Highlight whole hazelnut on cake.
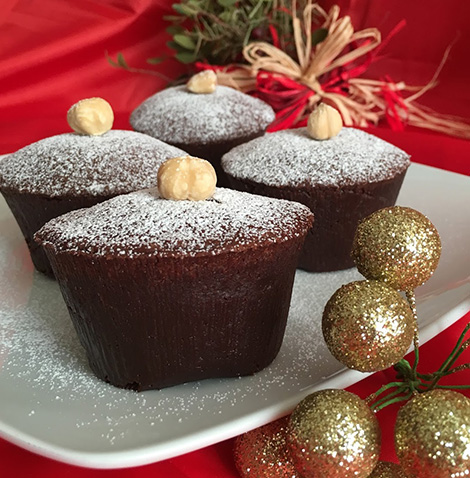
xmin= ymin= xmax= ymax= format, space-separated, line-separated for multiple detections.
xmin=307 ymin=103 xmax=343 ymax=140
xmin=0 ymin=98 xmax=188 ymax=275
xmin=157 ymin=155 xmax=217 ymax=201
xmin=186 ymin=70 xmax=218 ymax=94
xmin=67 ymin=97 xmax=114 ymax=136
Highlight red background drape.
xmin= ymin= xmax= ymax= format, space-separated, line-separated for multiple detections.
xmin=0 ymin=0 xmax=469 ymax=476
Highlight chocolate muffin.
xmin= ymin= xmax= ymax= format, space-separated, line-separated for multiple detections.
xmin=35 ymin=187 xmax=313 ymax=390
xmin=130 ymin=75 xmax=275 ymax=187
xmin=222 ymin=127 xmax=410 ymax=272
xmin=0 ymin=130 xmax=186 ymax=275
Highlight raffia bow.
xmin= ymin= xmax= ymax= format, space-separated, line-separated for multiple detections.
xmin=198 ymin=1 xmax=469 ymax=137
xmin=243 ymin=2 xmax=382 ymax=126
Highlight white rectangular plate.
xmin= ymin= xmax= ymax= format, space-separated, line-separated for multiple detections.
xmin=0 ymin=163 xmax=469 ymax=469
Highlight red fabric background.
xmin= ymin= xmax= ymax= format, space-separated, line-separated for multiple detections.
xmin=0 ymin=1 xmax=469 ymax=476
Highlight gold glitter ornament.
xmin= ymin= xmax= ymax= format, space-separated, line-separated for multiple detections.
xmin=369 ymin=461 xmax=408 ymax=478
xmin=288 ymin=389 xmax=380 ymax=478
xmin=234 ymin=417 xmax=300 ymax=478
xmin=351 ymin=206 xmax=441 ymax=290
xmin=322 ymin=280 xmax=415 ymax=372
xmin=395 ymin=389 xmax=470 ymax=478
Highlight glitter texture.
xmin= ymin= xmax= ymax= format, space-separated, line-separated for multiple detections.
xmin=288 ymin=389 xmax=380 ymax=478
xmin=322 ymin=280 xmax=415 ymax=372
xmin=395 ymin=389 xmax=470 ymax=478
xmin=234 ymin=417 xmax=300 ymax=478
xmin=351 ymin=206 xmax=441 ymax=290
xmin=369 ymin=461 xmax=408 ymax=477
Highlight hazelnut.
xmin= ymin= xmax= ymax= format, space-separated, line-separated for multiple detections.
xmin=67 ymin=97 xmax=114 ymax=136
xmin=157 ymin=156 xmax=217 ymax=201
xmin=186 ymin=70 xmax=217 ymax=94
xmin=307 ymin=103 xmax=343 ymax=140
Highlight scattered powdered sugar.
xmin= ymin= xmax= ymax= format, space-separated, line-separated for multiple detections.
xmin=0 ymin=208 xmax=362 ymax=451
xmin=222 ymin=127 xmax=411 ymax=187
xmin=130 ymin=85 xmax=275 ymax=145
xmin=35 ymin=188 xmax=313 ymax=257
xmin=0 ymin=130 xmax=186 ymax=197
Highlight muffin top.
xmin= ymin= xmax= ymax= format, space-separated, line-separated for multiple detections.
xmin=221 ymin=127 xmax=411 ymax=188
xmin=0 ymin=130 xmax=186 ymax=197
xmin=130 ymin=85 xmax=275 ymax=145
xmin=35 ymin=188 xmax=313 ymax=258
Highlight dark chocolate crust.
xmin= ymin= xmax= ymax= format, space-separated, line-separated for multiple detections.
xmin=226 ymin=171 xmax=407 ymax=272
xmin=43 ymin=235 xmax=306 ymax=390
xmin=162 ymin=131 xmax=267 ymax=188
xmin=1 ymin=191 xmax=112 ymax=276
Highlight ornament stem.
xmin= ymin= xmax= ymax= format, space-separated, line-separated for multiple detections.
xmin=428 ymin=323 xmax=470 ymax=389
xmin=433 ymin=383 xmax=470 ymax=390
xmin=445 ymin=362 xmax=470 ymax=375
xmin=416 ymin=372 xmax=435 ymax=380
xmin=373 ymin=391 xmax=413 ymax=412
xmin=405 ymin=290 xmax=419 ymax=379
xmin=367 ymin=381 xmax=407 ymax=404
xmin=438 ymin=323 xmax=470 ymax=373
xmin=441 ymin=338 xmax=470 ymax=375
xmin=394 ymin=359 xmax=413 ymax=380
xmin=370 ymin=386 xmax=408 ymax=411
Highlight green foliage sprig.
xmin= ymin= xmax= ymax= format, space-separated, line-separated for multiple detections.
xmin=165 ymin=0 xmax=310 ymax=65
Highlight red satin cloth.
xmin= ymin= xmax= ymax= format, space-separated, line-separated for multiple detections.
xmin=0 ymin=1 xmax=469 ymax=476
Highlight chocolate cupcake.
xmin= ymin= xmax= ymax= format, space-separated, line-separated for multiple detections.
xmin=0 ymin=98 xmax=186 ymax=275
xmin=222 ymin=107 xmax=410 ymax=272
xmin=35 ymin=156 xmax=313 ymax=390
xmin=130 ymin=71 xmax=275 ymax=187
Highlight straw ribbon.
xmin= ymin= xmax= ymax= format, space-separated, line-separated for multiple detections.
xmin=242 ymin=1 xmax=381 ymax=128
xmin=196 ymin=1 xmax=470 ymax=137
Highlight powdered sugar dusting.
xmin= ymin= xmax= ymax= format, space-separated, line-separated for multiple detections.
xmin=0 ymin=205 xmax=362 ymax=452
xmin=222 ymin=127 xmax=410 ymax=187
xmin=0 ymin=130 xmax=186 ymax=197
xmin=1 ymin=165 xmax=468 ymax=462
xmin=35 ymin=188 xmax=313 ymax=257
xmin=130 ymin=85 xmax=275 ymax=144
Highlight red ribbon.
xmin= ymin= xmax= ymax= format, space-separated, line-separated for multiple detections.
xmin=252 ymin=35 xmax=382 ymax=131
xmin=381 ymin=74 xmax=408 ymax=131
xmin=254 ymin=73 xmax=314 ymax=131
xmin=194 ymin=21 xmax=407 ymax=132
xmin=256 ymin=21 xmax=408 ymax=131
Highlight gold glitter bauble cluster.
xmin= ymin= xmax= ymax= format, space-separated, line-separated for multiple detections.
xmin=351 ymin=206 xmax=441 ymax=290
xmin=395 ymin=389 xmax=470 ymax=477
xmin=234 ymin=417 xmax=300 ymax=478
xmin=322 ymin=281 xmax=415 ymax=372
xmin=288 ymin=389 xmax=381 ymax=478
xmin=369 ymin=461 xmax=408 ymax=477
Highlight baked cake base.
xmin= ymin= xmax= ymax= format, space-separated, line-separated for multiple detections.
xmin=171 ymin=131 xmax=266 ymax=188
xmin=2 ymin=191 xmax=109 ymax=276
xmin=45 ymin=237 xmax=305 ymax=390
xmin=226 ymin=171 xmax=407 ymax=272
